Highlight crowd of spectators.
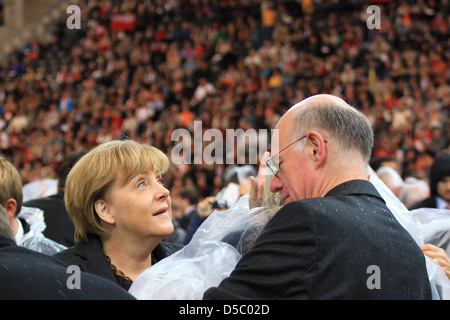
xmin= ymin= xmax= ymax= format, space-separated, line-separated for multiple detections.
xmin=0 ymin=0 xmax=448 ymax=208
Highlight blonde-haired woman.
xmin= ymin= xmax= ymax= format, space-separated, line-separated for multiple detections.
xmin=54 ymin=140 xmax=182 ymax=290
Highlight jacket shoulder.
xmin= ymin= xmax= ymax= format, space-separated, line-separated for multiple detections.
xmin=154 ymin=241 xmax=183 ymax=260
xmin=408 ymin=197 xmax=436 ymax=210
xmin=53 ymin=246 xmax=80 ymax=265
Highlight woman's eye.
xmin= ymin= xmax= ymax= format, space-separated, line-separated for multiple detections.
xmin=137 ymin=181 xmax=146 ymax=188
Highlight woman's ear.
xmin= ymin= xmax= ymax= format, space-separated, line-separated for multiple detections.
xmin=94 ymin=200 xmax=115 ymax=225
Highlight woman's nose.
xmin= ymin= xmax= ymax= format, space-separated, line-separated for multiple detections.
xmin=155 ymin=184 xmax=170 ymax=200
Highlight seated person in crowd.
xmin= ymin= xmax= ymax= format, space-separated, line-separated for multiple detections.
xmin=0 ymin=157 xmax=65 ymax=255
xmin=53 ymin=140 xmax=182 ymax=290
xmin=409 ymin=152 xmax=450 ymax=210
xmin=203 ymin=94 xmax=432 ymax=300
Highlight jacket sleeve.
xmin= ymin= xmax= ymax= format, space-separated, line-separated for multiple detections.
xmin=203 ymin=201 xmax=318 ymax=300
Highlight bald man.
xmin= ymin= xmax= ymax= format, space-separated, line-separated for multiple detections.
xmin=204 ymin=94 xmax=431 ymax=300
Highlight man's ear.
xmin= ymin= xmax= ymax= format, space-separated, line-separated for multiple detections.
xmin=306 ymin=131 xmax=327 ymax=168
xmin=94 ymin=200 xmax=115 ymax=225
xmin=3 ymin=199 xmax=17 ymax=220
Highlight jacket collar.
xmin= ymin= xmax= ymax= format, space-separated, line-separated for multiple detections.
xmin=72 ymin=234 xmax=182 ymax=282
xmin=73 ymin=234 xmax=117 ymax=282
xmin=0 ymin=236 xmax=17 ymax=248
xmin=323 ymin=179 xmax=385 ymax=203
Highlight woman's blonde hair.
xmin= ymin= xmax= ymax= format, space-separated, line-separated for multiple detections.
xmin=65 ymin=140 xmax=170 ymax=242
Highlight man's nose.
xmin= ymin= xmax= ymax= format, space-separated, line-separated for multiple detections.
xmin=270 ymin=175 xmax=283 ymax=193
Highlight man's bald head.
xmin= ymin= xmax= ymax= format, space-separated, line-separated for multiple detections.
xmin=278 ymin=94 xmax=374 ymax=163
xmin=289 ymin=94 xmax=350 ymax=112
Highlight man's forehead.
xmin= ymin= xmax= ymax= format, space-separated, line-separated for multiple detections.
xmin=274 ymin=116 xmax=291 ymax=135
xmin=272 ymin=116 xmax=293 ymax=153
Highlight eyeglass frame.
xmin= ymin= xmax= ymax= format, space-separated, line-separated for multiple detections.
xmin=265 ymin=135 xmax=307 ymax=177
xmin=266 ymin=134 xmax=328 ymax=177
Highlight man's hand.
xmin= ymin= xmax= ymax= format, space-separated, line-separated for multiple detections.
xmin=421 ymin=243 xmax=450 ymax=279
xmin=196 ymin=196 xmax=216 ymax=218
xmin=249 ymin=151 xmax=271 ymax=209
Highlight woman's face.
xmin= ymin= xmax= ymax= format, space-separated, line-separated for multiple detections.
xmin=104 ymin=169 xmax=174 ymax=241
xmin=437 ymin=176 xmax=450 ymax=202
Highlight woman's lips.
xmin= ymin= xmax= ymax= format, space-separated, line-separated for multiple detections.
xmin=153 ymin=207 xmax=169 ymax=216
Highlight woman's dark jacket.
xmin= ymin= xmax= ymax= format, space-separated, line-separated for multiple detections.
xmin=53 ymin=234 xmax=182 ymax=290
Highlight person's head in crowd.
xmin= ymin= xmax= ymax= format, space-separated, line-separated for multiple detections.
xmin=175 ymin=187 xmax=199 ymax=225
xmin=429 ymin=152 xmax=450 ymax=203
xmin=268 ymin=94 xmax=373 ymax=202
xmin=370 ymin=156 xmax=398 ymax=173
xmin=65 ymin=140 xmax=173 ymax=245
xmin=56 ymin=150 xmax=88 ymax=193
xmin=370 ymin=156 xmax=404 ymax=196
xmin=173 ymin=187 xmax=199 ymax=232
xmin=0 ymin=157 xmax=23 ymax=235
xmin=179 ymin=187 xmax=199 ymax=208
xmin=398 ymin=177 xmax=430 ymax=208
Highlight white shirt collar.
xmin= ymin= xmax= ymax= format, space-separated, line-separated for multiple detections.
xmin=15 ymin=219 xmax=25 ymax=245
xmin=436 ymin=197 xmax=449 ymax=210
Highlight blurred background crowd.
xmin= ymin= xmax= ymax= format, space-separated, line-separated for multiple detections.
xmin=0 ymin=0 xmax=448 ymax=210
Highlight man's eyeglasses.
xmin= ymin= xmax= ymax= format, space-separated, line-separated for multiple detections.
xmin=266 ymin=135 xmax=307 ymax=177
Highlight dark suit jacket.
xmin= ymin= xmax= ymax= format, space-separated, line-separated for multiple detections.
xmin=408 ymin=196 xmax=437 ymax=210
xmin=53 ymin=234 xmax=182 ymax=290
xmin=183 ymin=210 xmax=204 ymax=245
xmin=0 ymin=236 xmax=134 ymax=300
xmin=23 ymin=192 xmax=75 ymax=247
xmin=203 ymin=180 xmax=432 ymax=300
